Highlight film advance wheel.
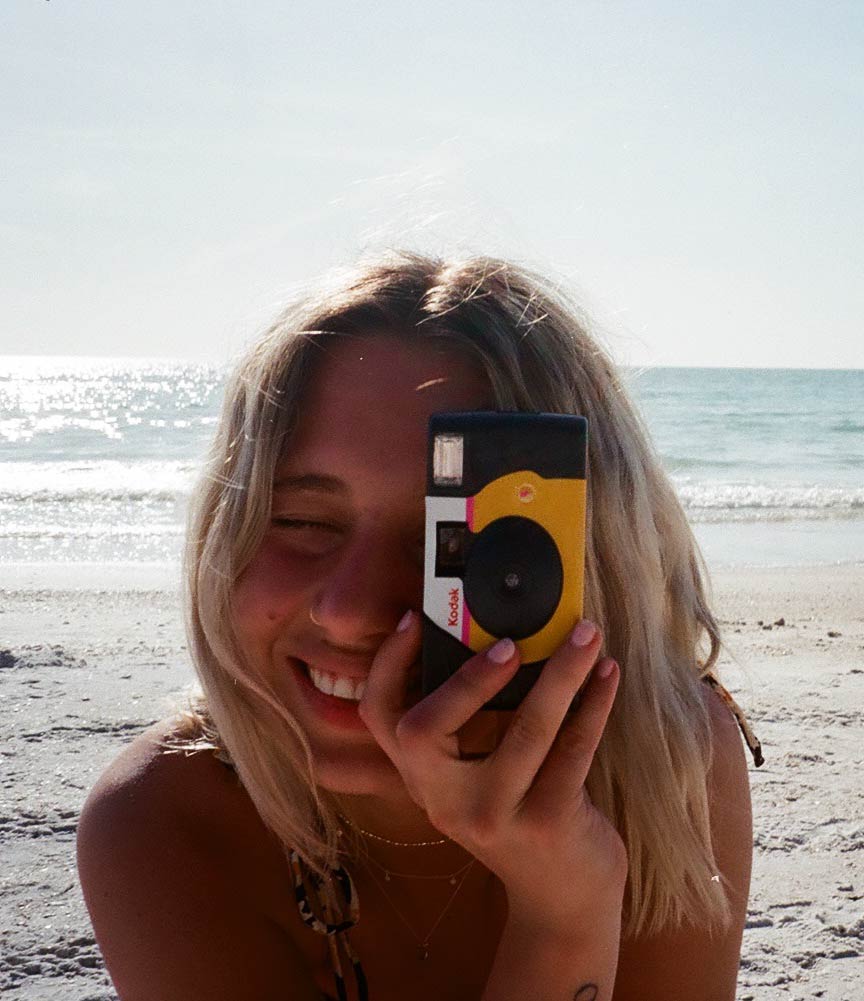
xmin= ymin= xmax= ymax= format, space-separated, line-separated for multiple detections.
xmin=462 ymin=516 xmax=563 ymax=640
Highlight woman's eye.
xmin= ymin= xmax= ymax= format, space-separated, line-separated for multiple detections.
xmin=271 ymin=518 xmax=345 ymax=554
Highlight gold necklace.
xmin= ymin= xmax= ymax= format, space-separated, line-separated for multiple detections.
xmin=337 ymin=813 xmax=452 ymax=848
xmin=361 ymin=856 xmax=476 ymax=961
xmin=361 ymin=850 xmax=475 ymax=884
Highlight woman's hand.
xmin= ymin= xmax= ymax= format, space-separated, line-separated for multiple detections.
xmin=358 ymin=613 xmax=627 ymax=938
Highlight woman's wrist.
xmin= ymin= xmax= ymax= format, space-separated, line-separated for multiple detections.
xmin=502 ymin=864 xmax=627 ymax=945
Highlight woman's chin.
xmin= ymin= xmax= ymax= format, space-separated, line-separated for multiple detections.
xmin=309 ymin=744 xmax=406 ymax=798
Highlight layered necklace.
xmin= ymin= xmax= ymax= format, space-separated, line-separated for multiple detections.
xmin=338 ymin=813 xmax=476 ymax=961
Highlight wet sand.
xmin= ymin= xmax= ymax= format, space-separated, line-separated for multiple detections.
xmin=0 ymin=565 xmax=862 ymax=999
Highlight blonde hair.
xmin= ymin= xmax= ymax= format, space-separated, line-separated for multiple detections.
xmin=177 ymin=252 xmax=728 ymax=937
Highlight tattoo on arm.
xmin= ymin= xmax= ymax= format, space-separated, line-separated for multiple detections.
xmin=573 ymin=987 xmax=598 ymax=1000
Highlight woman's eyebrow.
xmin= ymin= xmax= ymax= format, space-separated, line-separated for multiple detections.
xmin=272 ymin=473 xmax=347 ymax=495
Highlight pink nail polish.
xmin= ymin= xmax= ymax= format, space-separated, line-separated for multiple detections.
xmin=487 ymin=638 xmax=515 ymax=663
xmin=597 ymin=658 xmax=616 ymax=679
xmin=570 ymin=620 xmax=596 ymax=647
xmin=397 ymin=610 xmax=414 ymax=632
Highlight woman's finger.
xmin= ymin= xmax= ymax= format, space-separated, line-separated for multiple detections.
xmin=485 ymin=621 xmax=603 ymax=805
xmin=356 ymin=610 xmax=422 ymax=759
xmin=393 ymin=635 xmax=523 ymax=757
xmin=527 ymin=657 xmax=620 ymax=815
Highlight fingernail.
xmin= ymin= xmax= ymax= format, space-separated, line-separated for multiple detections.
xmin=487 ymin=637 xmax=515 ymax=663
xmin=569 ymin=620 xmax=597 ymax=647
xmin=397 ymin=610 xmax=414 ymax=633
xmin=597 ymin=658 xmax=616 ymax=679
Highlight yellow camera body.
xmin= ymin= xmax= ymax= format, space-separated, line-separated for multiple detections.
xmin=423 ymin=412 xmax=588 ymax=710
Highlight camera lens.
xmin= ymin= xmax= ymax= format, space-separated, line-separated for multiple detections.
xmin=463 ymin=516 xmax=562 ymax=640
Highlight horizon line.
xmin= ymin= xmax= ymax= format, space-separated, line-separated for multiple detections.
xmin=1 ymin=353 xmax=862 ymax=374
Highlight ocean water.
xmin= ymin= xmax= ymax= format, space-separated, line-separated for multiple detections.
xmin=1 ymin=358 xmax=862 ymax=581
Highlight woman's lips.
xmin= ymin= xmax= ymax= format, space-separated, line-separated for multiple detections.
xmin=290 ymin=659 xmax=370 ymax=731
xmin=287 ymin=655 xmax=426 ymax=735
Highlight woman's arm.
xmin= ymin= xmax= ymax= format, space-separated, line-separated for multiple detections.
xmin=77 ymin=728 xmax=324 ymax=1001
xmin=612 ymin=689 xmax=753 ymax=1001
xmin=481 ymin=892 xmax=624 ymax=1001
xmin=360 ymin=615 xmax=627 ymax=1001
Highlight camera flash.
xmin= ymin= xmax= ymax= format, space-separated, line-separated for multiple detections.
xmin=433 ymin=434 xmax=464 ymax=486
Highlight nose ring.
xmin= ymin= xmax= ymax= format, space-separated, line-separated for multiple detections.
xmin=309 ymin=606 xmax=324 ymax=628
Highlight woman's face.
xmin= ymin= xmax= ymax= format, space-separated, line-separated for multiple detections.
xmin=232 ymin=335 xmax=493 ymax=797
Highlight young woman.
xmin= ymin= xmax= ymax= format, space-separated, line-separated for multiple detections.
xmin=77 ymin=253 xmax=759 ymax=1001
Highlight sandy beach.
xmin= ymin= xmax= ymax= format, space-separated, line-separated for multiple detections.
xmin=1 ymin=564 xmax=862 ymax=1000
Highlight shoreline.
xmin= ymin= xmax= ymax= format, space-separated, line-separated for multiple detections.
xmin=1 ymin=565 xmax=862 ymax=999
xmin=3 ymin=511 xmax=862 ymax=594
xmin=693 ymin=519 xmax=864 ymax=572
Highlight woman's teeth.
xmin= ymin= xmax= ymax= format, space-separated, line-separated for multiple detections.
xmin=308 ymin=666 xmax=367 ymax=702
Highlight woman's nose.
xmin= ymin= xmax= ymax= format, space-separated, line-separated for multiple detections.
xmin=307 ymin=530 xmax=423 ymax=649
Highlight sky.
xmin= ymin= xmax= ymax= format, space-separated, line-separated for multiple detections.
xmin=2 ymin=1 xmax=862 ymax=368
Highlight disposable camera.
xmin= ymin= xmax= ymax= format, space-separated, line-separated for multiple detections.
xmin=422 ymin=411 xmax=588 ymax=710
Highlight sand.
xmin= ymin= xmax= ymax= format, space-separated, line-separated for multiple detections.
xmin=0 ymin=565 xmax=862 ymax=1000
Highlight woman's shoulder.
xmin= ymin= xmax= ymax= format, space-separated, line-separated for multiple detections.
xmin=76 ymin=718 xmax=324 ymax=999
xmin=80 ymin=717 xmax=234 ymax=831
xmin=78 ymin=715 xmax=286 ymax=879
xmin=613 ymin=683 xmax=754 ymax=998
